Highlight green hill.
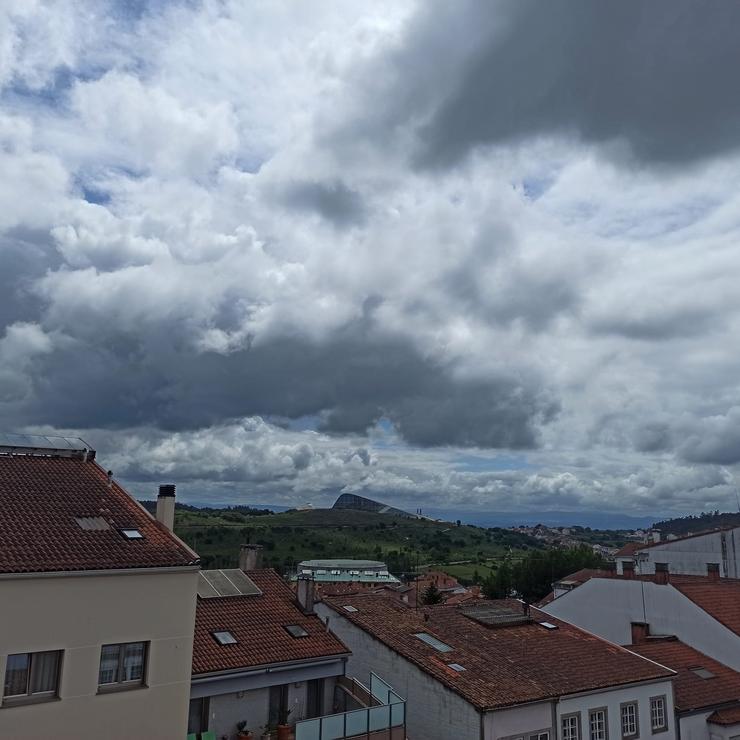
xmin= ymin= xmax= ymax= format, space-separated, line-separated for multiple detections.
xmin=169 ymin=506 xmax=543 ymax=581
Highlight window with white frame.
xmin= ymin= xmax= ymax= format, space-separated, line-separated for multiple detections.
xmin=2 ymin=651 xmax=62 ymax=705
xmin=562 ymin=714 xmax=580 ymax=740
xmin=621 ymin=703 xmax=639 ymax=738
xmin=529 ymin=732 xmax=549 ymax=740
xmin=98 ymin=641 xmax=147 ymax=689
xmin=650 ymin=697 xmax=666 ymax=733
xmin=589 ymin=708 xmax=607 ymax=740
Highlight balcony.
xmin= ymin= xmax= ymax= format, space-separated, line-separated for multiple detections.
xmin=294 ymin=673 xmax=406 ymax=740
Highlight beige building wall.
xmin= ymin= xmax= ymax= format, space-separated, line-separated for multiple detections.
xmin=0 ymin=568 xmax=198 ymax=740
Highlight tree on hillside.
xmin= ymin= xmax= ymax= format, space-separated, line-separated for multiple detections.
xmin=422 ymin=583 xmax=444 ymax=605
xmin=482 ymin=546 xmax=605 ymax=602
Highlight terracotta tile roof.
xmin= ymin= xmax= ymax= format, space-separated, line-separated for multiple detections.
xmin=708 ymin=706 xmax=740 ymax=726
xmin=0 ymin=454 xmax=198 ymax=573
xmin=672 ymin=580 xmax=740 ymax=637
xmin=322 ymin=595 xmax=674 ymax=710
xmin=615 ymin=542 xmax=645 ymax=557
xmin=629 ymin=638 xmax=740 ymax=712
xmin=193 ymin=569 xmax=349 ymax=676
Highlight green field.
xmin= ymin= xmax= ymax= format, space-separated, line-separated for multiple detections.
xmin=171 ymin=506 xmax=542 ymax=581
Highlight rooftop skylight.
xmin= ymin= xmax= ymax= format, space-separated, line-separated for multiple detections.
xmin=212 ymin=630 xmax=237 ymax=645
xmin=285 ymin=625 xmax=309 ymax=638
xmin=691 ymin=667 xmax=715 ymax=679
xmin=413 ymin=632 xmax=453 ymax=652
xmin=342 ymin=605 xmax=359 ymax=613
xmin=120 ymin=528 xmax=143 ymax=539
xmin=447 ymin=663 xmax=466 ymax=672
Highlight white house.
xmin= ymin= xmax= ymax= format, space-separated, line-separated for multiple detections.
xmin=543 ymin=569 xmax=740 ymax=740
xmin=613 ymin=528 xmax=740 ymax=577
xmin=0 ymin=436 xmax=200 ymax=740
xmin=317 ymin=594 xmax=677 ymax=740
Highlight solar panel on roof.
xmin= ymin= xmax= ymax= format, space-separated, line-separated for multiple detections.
xmin=197 ymin=569 xmax=262 ymax=598
xmin=221 ymin=569 xmax=262 ymax=596
xmin=197 ymin=574 xmax=220 ymax=599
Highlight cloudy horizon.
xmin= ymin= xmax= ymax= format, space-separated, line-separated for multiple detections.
xmin=3 ymin=0 xmax=740 ymax=519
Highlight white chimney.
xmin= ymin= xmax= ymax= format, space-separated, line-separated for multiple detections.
xmin=239 ymin=544 xmax=263 ymax=571
xmin=155 ymin=484 xmax=176 ymax=531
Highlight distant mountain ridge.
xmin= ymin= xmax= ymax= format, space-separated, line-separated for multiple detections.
xmin=653 ymin=511 xmax=740 ymax=537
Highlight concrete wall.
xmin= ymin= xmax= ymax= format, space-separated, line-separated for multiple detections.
xmin=484 ymin=701 xmax=552 ymax=739
xmin=543 ymin=578 xmax=740 ymax=671
xmin=0 ymin=568 xmax=198 ymax=740
xmin=207 ymin=678 xmax=338 ymax=738
xmin=632 ymin=529 xmax=740 ymax=578
xmin=316 ymin=603 xmax=482 ymax=740
xmin=558 ymin=680 xmax=676 ymax=740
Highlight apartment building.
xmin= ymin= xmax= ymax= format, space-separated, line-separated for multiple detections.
xmin=0 ymin=435 xmax=200 ymax=740
xmin=316 ymin=594 xmax=677 ymax=740
xmin=614 ymin=528 xmax=740 ymax=577
xmin=542 ymin=567 xmax=740 ymax=672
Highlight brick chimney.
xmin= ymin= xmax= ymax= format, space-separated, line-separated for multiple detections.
xmin=631 ymin=622 xmax=649 ymax=644
xmin=623 ymin=561 xmax=635 ymax=579
xmin=655 ymin=562 xmax=669 ymax=585
xmin=239 ymin=544 xmax=263 ymax=571
xmin=155 ymin=484 xmax=176 ymax=531
xmin=707 ymin=562 xmax=720 ymax=582
xmin=296 ymin=575 xmax=316 ymax=615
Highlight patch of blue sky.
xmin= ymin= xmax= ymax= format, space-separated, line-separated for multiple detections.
xmin=521 ymin=175 xmax=555 ymax=201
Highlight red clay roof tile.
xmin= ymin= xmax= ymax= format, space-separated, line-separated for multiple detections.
xmin=0 ymin=454 xmax=197 ymax=573
xmin=193 ymin=569 xmax=349 ymax=676
xmin=629 ymin=638 xmax=740 ymax=712
xmin=323 ymin=595 xmax=674 ymax=710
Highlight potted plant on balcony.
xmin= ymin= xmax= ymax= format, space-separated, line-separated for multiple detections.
xmin=276 ymin=708 xmax=292 ymax=740
xmin=236 ymin=720 xmax=253 ymax=739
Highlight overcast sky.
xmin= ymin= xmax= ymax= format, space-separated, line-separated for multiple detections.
xmin=2 ymin=0 xmax=740 ymax=519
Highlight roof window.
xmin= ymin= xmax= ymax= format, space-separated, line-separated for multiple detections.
xmin=540 ymin=622 xmax=558 ymax=630
xmin=447 ymin=663 xmax=466 ymax=672
xmin=413 ymin=632 xmax=453 ymax=652
xmin=120 ymin=528 xmax=143 ymax=540
xmin=342 ymin=605 xmax=359 ymax=613
xmin=212 ymin=631 xmax=237 ymax=646
xmin=691 ymin=667 xmax=715 ymax=679
xmin=285 ymin=625 xmax=309 ymax=638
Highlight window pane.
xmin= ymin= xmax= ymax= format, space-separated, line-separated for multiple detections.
xmin=99 ymin=644 xmax=121 ymax=685
xmin=30 ymin=651 xmax=60 ymax=694
xmin=122 ymin=642 xmax=145 ymax=682
xmin=4 ymin=654 xmax=29 ymax=697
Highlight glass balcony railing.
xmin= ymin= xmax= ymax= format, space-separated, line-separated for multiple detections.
xmin=295 ymin=674 xmax=406 ymax=740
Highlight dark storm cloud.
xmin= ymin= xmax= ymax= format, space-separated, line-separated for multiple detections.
xmin=677 ymin=409 xmax=740 ymax=465
xmin=281 ymin=179 xmax=366 ymax=227
xmin=12 ymin=317 xmax=556 ymax=450
xmin=379 ymin=0 xmax=740 ymax=168
xmin=0 ymin=228 xmax=62 ymax=327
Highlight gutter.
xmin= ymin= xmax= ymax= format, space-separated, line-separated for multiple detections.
xmin=192 ymin=654 xmax=351 ymax=683
xmin=0 ymin=564 xmax=200 ymax=580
